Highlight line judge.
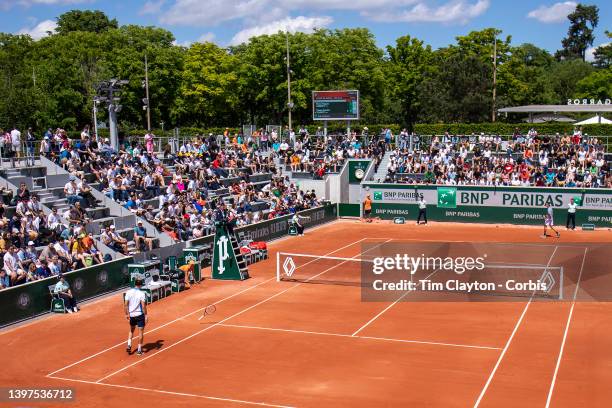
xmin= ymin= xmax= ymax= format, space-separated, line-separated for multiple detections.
xmin=417 ymin=197 xmax=427 ymax=225
xmin=566 ymin=197 xmax=577 ymax=230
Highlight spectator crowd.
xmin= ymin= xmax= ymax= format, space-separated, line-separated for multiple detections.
xmin=383 ymin=128 xmax=611 ymax=188
xmin=2 ymin=123 xmax=610 ymax=291
xmin=0 ymin=180 xmax=105 ymax=290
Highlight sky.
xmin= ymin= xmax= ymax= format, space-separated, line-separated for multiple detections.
xmin=1 ymin=0 xmax=610 ymax=58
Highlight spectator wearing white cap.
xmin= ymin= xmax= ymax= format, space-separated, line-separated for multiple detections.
xmin=108 ymin=225 xmax=128 ymax=254
xmin=16 ymin=241 xmax=38 ymax=272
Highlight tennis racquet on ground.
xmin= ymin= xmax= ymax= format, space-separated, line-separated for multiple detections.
xmin=198 ymin=304 xmax=216 ymax=321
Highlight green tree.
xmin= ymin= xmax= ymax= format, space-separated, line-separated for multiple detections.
xmin=56 ymin=10 xmax=118 ymax=35
xmin=501 ymin=43 xmax=557 ymax=107
xmin=419 ymin=51 xmax=493 ymax=123
xmin=27 ymin=30 xmax=109 ymax=129
xmin=557 ymin=3 xmax=599 ymax=61
xmin=232 ymin=28 xmax=386 ymax=126
xmin=101 ymin=25 xmax=184 ymax=129
xmin=0 ymin=34 xmax=39 ymax=129
xmin=593 ymin=31 xmax=612 ymax=68
xmin=546 ymin=59 xmax=594 ymax=102
xmin=386 ymin=35 xmax=433 ymax=128
xmin=173 ymin=42 xmax=238 ymax=127
xmin=575 ymin=70 xmax=612 ymax=100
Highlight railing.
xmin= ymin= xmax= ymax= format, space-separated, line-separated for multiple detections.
xmin=123 ymin=133 xmax=612 ymax=153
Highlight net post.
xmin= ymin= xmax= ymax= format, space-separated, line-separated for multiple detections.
xmin=276 ymin=251 xmax=280 ymax=282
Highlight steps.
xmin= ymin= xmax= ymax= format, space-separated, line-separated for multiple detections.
xmin=372 ymin=151 xmax=392 ymax=182
xmin=229 ymin=233 xmax=249 ymax=278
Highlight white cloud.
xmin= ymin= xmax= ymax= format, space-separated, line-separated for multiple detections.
xmin=17 ymin=19 xmax=57 ymax=40
xmin=18 ymin=0 xmax=90 ymax=5
xmin=1 ymin=0 xmax=91 ymax=10
xmin=365 ymin=0 xmax=489 ymax=24
xmin=283 ymin=0 xmax=419 ymax=11
xmin=161 ymin=0 xmax=485 ymax=26
xmin=161 ymin=0 xmax=270 ymax=26
xmin=586 ymin=43 xmax=610 ymax=62
xmin=230 ymin=15 xmax=333 ymax=45
xmin=527 ymin=1 xmax=576 ymax=23
xmin=140 ymin=0 xmax=165 ymax=15
xmin=197 ymin=32 xmax=216 ymax=43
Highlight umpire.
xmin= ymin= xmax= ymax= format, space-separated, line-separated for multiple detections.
xmin=417 ymin=197 xmax=427 ymax=225
xmin=566 ymin=197 xmax=577 ymax=230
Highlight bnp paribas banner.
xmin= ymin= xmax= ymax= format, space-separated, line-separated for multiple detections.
xmin=366 ymin=185 xmax=612 ymax=210
xmin=361 ymin=184 xmax=612 ymax=226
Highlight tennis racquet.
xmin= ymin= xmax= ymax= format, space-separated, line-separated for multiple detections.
xmin=198 ymin=304 xmax=216 ymax=321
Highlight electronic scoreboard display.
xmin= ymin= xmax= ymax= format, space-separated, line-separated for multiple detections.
xmin=312 ymin=90 xmax=359 ymax=121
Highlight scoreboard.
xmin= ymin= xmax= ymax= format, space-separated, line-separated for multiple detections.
xmin=312 ymin=90 xmax=359 ymax=121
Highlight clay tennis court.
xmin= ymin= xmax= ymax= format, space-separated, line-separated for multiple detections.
xmin=2 ymin=220 xmax=611 ymax=407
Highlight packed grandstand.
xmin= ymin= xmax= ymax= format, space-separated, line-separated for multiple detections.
xmin=0 ymin=124 xmax=609 ymax=290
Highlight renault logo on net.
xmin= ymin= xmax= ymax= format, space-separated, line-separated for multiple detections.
xmin=283 ymin=257 xmax=296 ymax=277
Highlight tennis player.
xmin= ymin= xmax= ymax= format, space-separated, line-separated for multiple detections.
xmin=362 ymin=194 xmax=372 ymax=223
xmin=543 ymin=203 xmax=560 ymax=238
xmin=125 ymin=278 xmax=148 ymax=355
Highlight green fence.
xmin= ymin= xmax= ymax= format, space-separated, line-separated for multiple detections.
xmin=359 ymin=184 xmax=612 ymax=227
xmin=0 ymin=257 xmax=133 ymax=328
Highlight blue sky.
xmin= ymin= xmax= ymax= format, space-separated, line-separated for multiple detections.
xmin=2 ymin=0 xmax=610 ymax=57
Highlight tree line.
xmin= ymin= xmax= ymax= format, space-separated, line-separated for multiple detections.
xmin=0 ymin=6 xmax=610 ymax=134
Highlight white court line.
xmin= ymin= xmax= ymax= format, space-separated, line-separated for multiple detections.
xmin=384 ymin=238 xmax=589 ymax=249
xmin=47 ymin=237 xmax=370 ymax=378
xmin=47 ymin=375 xmax=294 ymax=408
xmin=351 ymin=268 xmax=440 ymax=337
xmin=473 ymin=245 xmax=559 ymax=408
xmin=94 ymin=239 xmax=392 ymax=383
xmin=218 ymin=323 xmax=502 ymax=351
xmin=545 ymin=247 xmax=588 ymax=408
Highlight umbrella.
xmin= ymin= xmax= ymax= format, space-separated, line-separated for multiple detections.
xmin=574 ymin=115 xmax=612 ymax=125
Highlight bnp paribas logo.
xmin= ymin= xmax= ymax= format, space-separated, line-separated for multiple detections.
xmin=373 ymin=191 xmax=383 ymax=200
xmin=437 ymin=187 xmax=457 ymax=208
xmin=572 ymin=196 xmax=583 ymax=206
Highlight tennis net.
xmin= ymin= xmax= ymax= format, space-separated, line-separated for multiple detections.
xmin=276 ymin=251 xmax=564 ymax=300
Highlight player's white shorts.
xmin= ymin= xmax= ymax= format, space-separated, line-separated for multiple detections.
xmin=545 ymin=218 xmax=553 ymax=227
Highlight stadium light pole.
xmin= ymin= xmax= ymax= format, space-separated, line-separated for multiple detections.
xmin=144 ymin=53 xmax=152 ymax=132
xmin=93 ymin=97 xmax=99 ymax=142
xmin=96 ymin=79 xmax=128 ymax=151
xmin=492 ymin=32 xmax=498 ymax=123
xmin=286 ymin=30 xmax=294 ymax=143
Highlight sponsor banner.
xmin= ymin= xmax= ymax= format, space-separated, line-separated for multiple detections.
xmin=365 ymin=185 xmax=612 ymax=211
xmin=370 ymin=202 xmax=612 ymax=227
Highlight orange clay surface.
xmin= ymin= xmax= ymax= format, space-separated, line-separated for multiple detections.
xmin=1 ymin=219 xmax=611 ymax=408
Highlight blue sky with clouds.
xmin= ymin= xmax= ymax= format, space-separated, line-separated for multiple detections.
xmin=2 ymin=0 xmax=610 ymax=57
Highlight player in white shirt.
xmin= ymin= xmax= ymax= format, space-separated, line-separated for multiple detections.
xmin=124 ymin=278 xmax=148 ymax=355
